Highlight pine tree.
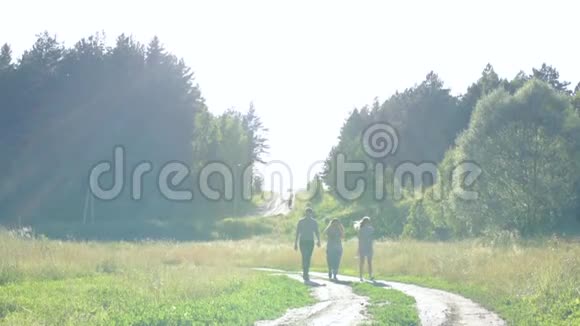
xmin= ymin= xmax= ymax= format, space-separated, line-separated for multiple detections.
xmin=0 ymin=44 xmax=12 ymax=71
xmin=243 ymin=103 xmax=269 ymax=164
xmin=531 ymin=63 xmax=571 ymax=94
xmin=146 ymin=36 xmax=164 ymax=66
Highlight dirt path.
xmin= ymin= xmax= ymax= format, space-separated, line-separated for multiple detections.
xmin=254 ymin=269 xmax=506 ymax=326
xmin=257 ymin=193 xmax=291 ymax=217
xmin=311 ymin=272 xmax=506 ymax=326
xmin=254 ymin=269 xmax=369 ymax=326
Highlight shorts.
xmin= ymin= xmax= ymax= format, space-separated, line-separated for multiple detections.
xmin=359 ymin=247 xmax=373 ymax=258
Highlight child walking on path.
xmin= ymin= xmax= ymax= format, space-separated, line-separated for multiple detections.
xmin=324 ymin=219 xmax=344 ymax=281
xmin=355 ymin=216 xmax=374 ymax=281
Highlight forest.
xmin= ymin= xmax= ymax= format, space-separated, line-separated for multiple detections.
xmin=1 ymin=32 xmax=579 ymax=241
xmin=0 ymin=32 xmax=268 ymax=239
xmin=322 ymin=65 xmax=580 ymax=240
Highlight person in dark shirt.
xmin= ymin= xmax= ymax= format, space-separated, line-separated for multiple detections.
xmin=294 ymin=207 xmax=320 ymax=281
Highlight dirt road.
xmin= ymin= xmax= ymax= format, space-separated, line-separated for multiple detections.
xmin=257 ymin=193 xmax=291 ymax=217
xmin=254 ymin=269 xmax=506 ymax=326
xmin=254 ymin=269 xmax=368 ymax=326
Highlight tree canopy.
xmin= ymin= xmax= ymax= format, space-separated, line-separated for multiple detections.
xmin=323 ymin=64 xmax=580 ymax=239
xmin=0 ymin=32 xmax=268 ymax=239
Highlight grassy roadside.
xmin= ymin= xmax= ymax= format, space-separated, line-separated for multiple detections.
xmin=385 ymin=273 xmax=580 ymax=326
xmin=0 ymin=230 xmax=313 ymax=325
xmin=284 ymin=191 xmax=580 ymax=325
xmin=328 ymin=240 xmax=580 ymax=326
xmin=0 ymin=274 xmax=311 ymax=325
xmin=352 ymin=282 xmax=419 ymax=326
xmin=2 ymin=227 xmax=579 ymax=325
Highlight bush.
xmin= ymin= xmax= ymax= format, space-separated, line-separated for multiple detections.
xmin=215 ymin=217 xmax=275 ymax=240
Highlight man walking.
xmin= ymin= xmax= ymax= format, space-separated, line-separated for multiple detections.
xmin=294 ymin=207 xmax=320 ymax=282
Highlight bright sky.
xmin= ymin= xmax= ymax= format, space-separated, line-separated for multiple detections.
xmin=2 ymin=0 xmax=579 ymax=190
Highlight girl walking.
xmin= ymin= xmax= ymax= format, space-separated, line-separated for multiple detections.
xmin=324 ymin=218 xmax=344 ymax=280
xmin=355 ymin=216 xmax=374 ymax=281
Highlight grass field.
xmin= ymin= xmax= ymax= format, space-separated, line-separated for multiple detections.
xmin=0 ymin=274 xmax=312 ymax=325
xmin=330 ymin=238 xmax=580 ymax=325
xmin=0 ymin=229 xmax=313 ymax=325
xmin=293 ymin=192 xmax=580 ymax=325
xmin=1 ymin=227 xmax=579 ymax=325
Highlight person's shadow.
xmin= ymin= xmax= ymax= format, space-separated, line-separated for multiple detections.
xmin=369 ymin=280 xmax=389 ymax=288
xmin=330 ymin=279 xmax=353 ymax=286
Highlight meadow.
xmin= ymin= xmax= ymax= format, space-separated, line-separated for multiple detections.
xmin=1 ymin=226 xmax=579 ymax=325
xmin=0 ymin=229 xmax=313 ymax=325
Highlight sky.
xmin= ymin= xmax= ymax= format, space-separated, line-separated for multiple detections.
xmin=2 ymin=0 xmax=579 ymax=190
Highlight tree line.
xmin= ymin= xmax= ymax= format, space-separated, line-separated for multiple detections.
xmin=322 ymin=64 xmax=580 ymax=239
xmin=0 ymin=32 xmax=268 ymax=239
xmin=2 ymin=32 xmax=578 ymax=240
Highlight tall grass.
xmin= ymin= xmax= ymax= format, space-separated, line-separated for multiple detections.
xmin=313 ymin=238 xmax=578 ymax=325
xmin=289 ymin=190 xmax=580 ymax=324
xmin=1 ymin=228 xmax=579 ymax=325
xmin=0 ymin=229 xmax=312 ymax=325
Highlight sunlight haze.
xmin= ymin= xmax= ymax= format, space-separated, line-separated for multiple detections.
xmin=3 ymin=0 xmax=578 ymax=189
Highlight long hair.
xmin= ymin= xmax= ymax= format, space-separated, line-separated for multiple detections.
xmin=354 ymin=216 xmax=371 ymax=231
xmin=324 ymin=218 xmax=344 ymax=237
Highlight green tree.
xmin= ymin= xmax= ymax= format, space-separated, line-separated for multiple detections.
xmin=506 ymin=71 xmax=530 ymax=94
xmin=573 ymin=83 xmax=580 ymax=113
xmin=531 ymin=63 xmax=571 ymax=94
xmin=323 ymin=72 xmax=461 ymax=237
xmin=252 ymin=175 xmax=264 ymax=195
xmin=459 ymin=64 xmax=506 ymax=128
xmin=402 ymin=198 xmax=434 ymax=240
xmin=0 ymin=33 xmax=268 ymax=239
xmin=380 ymin=71 xmax=461 ymax=165
xmin=0 ymin=44 xmax=12 ymax=71
xmin=451 ymin=81 xmax=578 ymax=236
xmin=243 ymin=103 xmax=269 ymax=164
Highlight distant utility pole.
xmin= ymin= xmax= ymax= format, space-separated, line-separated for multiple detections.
xmin=82 ymin=188 xmax=95 ymax=224
xmin=234 ymin=163 xmax=241 ymax=216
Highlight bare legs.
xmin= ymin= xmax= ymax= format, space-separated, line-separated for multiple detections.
xmin=359 ymin=256 xmax=364 ymax=281
xmin=327 ymin=248 xmax=342 ymax=280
